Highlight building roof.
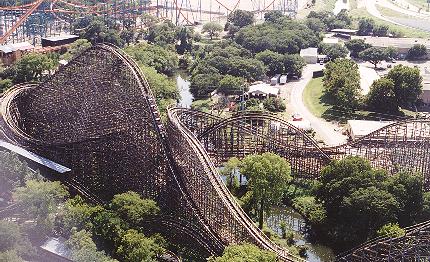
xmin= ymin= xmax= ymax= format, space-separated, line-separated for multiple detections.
xmin=332 ymin=28 xmax=358 ymax=34
xmin=41 ymin=34 xmax=79 ymax=42
xmin=353 ymin=36 xmax=430 ymax=49
xmin=300 ymin=47 xmax=318 ymax=57
xmin=0 ymin=42 xmax=34 ymax=54
xmin=323 ymin=37 xmax=340 ymax=44
xmin=40 ymin=237 xmax=71 ymax=259
xmin=347 ymin=120 xmax=394 ymax=138
xmin=247 ymin=83 xmax=279 ymax=96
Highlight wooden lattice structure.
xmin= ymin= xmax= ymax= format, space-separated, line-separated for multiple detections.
xmin=176 ymin=109 xmax=430 ymax=186
xmin=0 ymin=44 xmax=300 ymax=261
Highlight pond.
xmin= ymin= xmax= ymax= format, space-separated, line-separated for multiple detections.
xmin=266 ymin=206 xmax=335 ymax=262
xmin=176 ymin=72 xmax=193 ymax=108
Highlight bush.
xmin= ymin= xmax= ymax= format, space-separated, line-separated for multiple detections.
xmin=377 ymin=223 xmax=405 ymax=238
xmin=263 ymin=97 xmax=286 ymax=112
xmin=292 ymin=196 xmax=326 ymax=225
xmin=407 ymin=44 xmax=428 ymax=60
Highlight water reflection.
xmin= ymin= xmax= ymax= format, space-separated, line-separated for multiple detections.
xmin=266 ymin=206 xmax=335 ymax=262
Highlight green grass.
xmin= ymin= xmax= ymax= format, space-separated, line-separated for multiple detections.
xmin=297 ymin=0 xmax=338 ymax=18
xmin=303 ymin=77 xmax=330 ymax=119
xmin=349 ymin=7 xmax=430 ymax=38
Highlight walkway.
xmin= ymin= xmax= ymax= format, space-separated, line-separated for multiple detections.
xmin=282 ymin=64 xmax=348 ymax=146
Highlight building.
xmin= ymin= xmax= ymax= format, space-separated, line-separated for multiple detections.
xmin=300 ymin=47 xmax=318 ymax=64
xmin=346 ymin=120 xmax=394 ymax=140
xmin=0 ymin=42 xmax=34 ymax=65
xmin=41 ymin=34 xmax=79 ymax=47
xmin=39 ymin=237 xmax=72 ymax=262
xmin=331 ymin=28 xmax=358 ymax=39
xmin=352 ymin=36 xmax=430 ymax=58
xmin=246 ymin=83 xmax=279 ymax=99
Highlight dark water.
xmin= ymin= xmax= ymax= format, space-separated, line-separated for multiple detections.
xmin=266 ymin=206 xmax=335 ymax=262
xmin=176 ymin=72 xmax=193 ymax=108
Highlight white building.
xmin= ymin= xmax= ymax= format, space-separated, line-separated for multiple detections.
xmin=346 ymin=120 xmax=394 ymax=140
xmin=246 ymin=83 xmax=279 ymax=99
xmin=300 ymin=47 xmax=318 ymax=64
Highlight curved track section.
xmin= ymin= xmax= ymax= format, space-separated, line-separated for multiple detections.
xmin=0 ymin=45 xmax=299 ymax=261
xmin=177 ymin=109 xmax=430 ymax=182
xmin=336 ymin=220 xmax=430 ymax=261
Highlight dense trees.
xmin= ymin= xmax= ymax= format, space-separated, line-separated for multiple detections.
xmin=284 ymin=54 xmax=306 ymax=78
xmin=387 ymin=65 xmax=423 ymax=107
xmin=358 ymin=18 xmax=376 ymax=36
xmin=110 ymin=191 xmax=160 ymax=224
xmin=241 ymin=153 xmax=292 ymax=229
xmin=264 ymin=10 xmax=284 ymax=23
xmin=124 ymin=43 xmax=179 ymax=75
xmin=255 ymin=50 xmax=285 ymax=75
xmin=263 ymin=97 xmax=286 ymax=112
xmin=202 ymin=22 xmax=223 ymax=39
xmin=10 ymin=53 xmax=56 ymax=83
xmin=359 ymin=47 xmax=391 ymax=68
xmin=307 ymin=10 xmax=351 ymax=31
xmin=366 ymin=78 xmax=398 ymax=112
xmin=73 ymin=16 xmax=124 ymax=46
xmin=60 ymin=39 xmax=92 ymax=61
xmin=218 ymin=75 xmax=246 ymax=96
xmin=323 ymin=59 xmax=361 ymax=112
xmin=407 ymin=44 xmax=428 ymax=60
xmin=320 ymin=43 xmax=349 ymax=60
xmin=210 ymin=244 xmax=277 ymax=262
xmin=228 ymin=10 xmax=255 ymax=28
xmin=315 ymin=156 xmax=426 ymax=249
xmin=345 ymin=39 xmax=371 ymax=58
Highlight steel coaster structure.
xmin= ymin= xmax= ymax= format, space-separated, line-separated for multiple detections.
xmin=0 ymin=0 xmax=300 ymax=44
xmin=0 ymin=44 xmax=301 ymax=261
xmin=1 ymin=44 xmax=429 ymax=260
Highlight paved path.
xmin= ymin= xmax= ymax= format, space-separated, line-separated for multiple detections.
xmin=359 ymin=64 xmax=380 ymax=95
xmin=281 ymin=65 xmax=348 ymax=146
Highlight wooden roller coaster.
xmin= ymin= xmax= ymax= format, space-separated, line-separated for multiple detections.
xmin=0 ymin=45 xmax=429 ymax=260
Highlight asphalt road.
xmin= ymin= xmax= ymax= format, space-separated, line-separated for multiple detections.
xmin=281 ymin=64 xmax=348 ymax=146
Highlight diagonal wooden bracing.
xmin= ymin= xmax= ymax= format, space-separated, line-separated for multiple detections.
xmin=0 ymin=44 xmax=299 ymax=261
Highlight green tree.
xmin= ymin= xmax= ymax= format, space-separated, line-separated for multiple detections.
xmin=0 ymin=78 xmax=13 ymax=93
xmin=263 ymin=97 xmax=286 ymax=112
xmin=321 ymin=43 xmax=349 ymax=60
xmin=407 ymin=44 xmax=428 ymax=60
xmin=305 ymin=17 xmax=325 ymax=33
xmin=226 ymin=57 xmax=266 ymax=81
xmin=0 ymin=220 xmax=21 ymax=252
xmin=228 ymin=10 xmax=255 ymax=28
xmin=60 ymin=39 xmax=92 ymax=61
xmin=284 ymin=54 xmax=306 ymax=78
xmin=190 ymin=73 xmax=222 ymax=98
xmin=241 ymin=153 xmax=292 ymax=229
xmin=110 ymin=191 xmax=159 ymax=224
xmin=146 ymin=21 xmax=178 ymax=47
xmin=92 ymin=210 xmax=128 ymax=249
xmin=366 ymin=77 xmax=398 ymax=113
xmin=0 ymin=250 xmax=23 ymax=262
xmin=73 ymin=16 xmax=123 ymax=46
xmin=345 ymin=39 xmax=371 ymax=58
xmin=124 ymin=43 xmax=179 ymax=75
xmin=218 ymin=75 xmax=246 ymax=96
xmin=60 ymin=196 xmax=103 ymax=234
xmin=221 ymin=157 xmax=241 ymax=193
xmin=359 ymin=47 xmax=390 ymax=68
xmin=116 ymin=229 xmax=165 ymax=262
xmin=323 ymin=58 xmax=360 ymax=112
xmin=255 ymin=50 xmax=285 ymax=75
xmin=264 ymin=10 xmax=284 ymax=23
xmin=13 ymin=180 xmax=69 ymax=233
xmin=386 ymin=65 xmax=423 ymax=107
xmin=209 ymin=243 xmax=277 ymax=262
xmin=377 ymin=223 xmax=405 ymax=238
xmin=176 ymin=26 xmax=194 ymax=54
xmin=202 ymin=22 xmax=224 ymax=40
xmin=0 ymin=152 xmax=33 ymax=202
xmin=372 ymin=24 xmax=389 ymax=37
xmin=13 ymin=53 xmax=56 ymax=83
xmin=66 ymin=229 xmax=117 ymax=262
xmin=357 ymin=18 xmax=375 ymax=36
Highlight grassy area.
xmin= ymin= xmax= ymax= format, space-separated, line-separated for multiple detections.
xmin=303 ymin=77 xmax=329 ymax=119
xmin=349 ymin=7 xmax=430 ymax=38
xmin=297 ymin=0 xmax=338 ymax=18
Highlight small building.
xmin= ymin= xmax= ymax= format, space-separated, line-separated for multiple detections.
xmin=41 ymin=34 xmax=79 ymax=47
xmin=0 ymin=42 xmax=34 ymax=65
xmin=420 ymin=83 xmax=430 ymax=104
xmin=331 ymin=28 xmax=358 ymax=39
xmin=279 ymin=75 xmax=288 ymax=85
xmin=39 ymin=237 xmax=72 ymax=262
xmin=270 ymin=74 xmax=281 ymax=85
xmin=346 ymin=120 xmax=394 ymax=140
xmin=323 ymin=37 xmax=339 ymax=45
xmin=300 ymin=47 xmax=318 ymax=64
xmin=246 ymin=83 xmax=279 ymax=99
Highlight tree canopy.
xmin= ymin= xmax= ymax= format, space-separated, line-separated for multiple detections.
xmin=359 ymin=47 xmax=391 ymax=68
xmin=386 ymin=65 xmax=422 ymax=107
xmin=202 ymin=22 xmax=224 ymax=39
xmin=228 ymin=10 xmax=255 ymax=28
xmin=241 ymin=153 xmax=292 ymax=229
xmin=210 ymin=244 xmax=277 ymax=262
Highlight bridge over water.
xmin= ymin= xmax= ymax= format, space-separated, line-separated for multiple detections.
xmin=0 ymin=44 xmax=429 ymax=261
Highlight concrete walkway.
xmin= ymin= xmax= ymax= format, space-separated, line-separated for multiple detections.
xmin=281 ymin=65 xmax=348 ymax=146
